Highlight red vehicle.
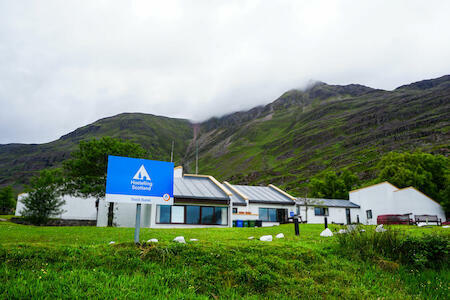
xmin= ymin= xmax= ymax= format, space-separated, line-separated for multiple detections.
xmin=377 ymin=214 xmax=412 ymax=225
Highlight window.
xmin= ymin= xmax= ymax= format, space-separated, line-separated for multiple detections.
xmin=171 ymin=206 xmax=185 ymax=223
xmin=259 ymin=208 xmax=277 ymax=222
xmin=201 ymin=207 xmax=214 ymax=224
xmin=366 ymin=210 xmax=372 ymax=219
xmin=156 ymin=205 xmax=227 ymax=225
xmin=232 ymin=208 xmax=238 ymax=214
xmin=186 ymin=206 xmax=200 ymax=224
xmin=314 ymin=207 xmax=329 ymax=216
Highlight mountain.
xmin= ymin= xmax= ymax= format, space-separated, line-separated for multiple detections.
xmin=0 ymin=113 xmax=193 ymax=189
xmin=1 ymin=75 xmax=449 ymax=195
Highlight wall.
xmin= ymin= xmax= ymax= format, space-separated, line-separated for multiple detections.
xmin=232 ymin=203 xmax=296 ymax=226
xmin=16 ymin=193 xmax=97 ymax=220
xmin=350 ymin=183 xmax=398 ymax=225
xmin=393 ymin=188 xmax=446 ymax=221
xmin=296 ymin=206 xmax=351 ymax=224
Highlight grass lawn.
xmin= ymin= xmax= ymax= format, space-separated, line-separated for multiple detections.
xmin=0 ymin=219 xmax=448 ymax=299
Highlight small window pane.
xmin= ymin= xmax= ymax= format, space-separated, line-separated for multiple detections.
xmin=186 ymin=206 xmax=200 ymax=224
xmin=259 ymin=208 xmax=268 ymax=221
xmin=171 ymin=206 xmax=185 ymax=223
xmin=157 ymin=205 xmax=171 ymax=223
xmin=215 ymin=207 xmax=227 ymax=225
xmin=201 ymin=207 xmax=214 ymax=224
xmin=269 ymin=209 xmax=277 ymax=222
xmin=366 ymin=210 xmax=372 ymax=219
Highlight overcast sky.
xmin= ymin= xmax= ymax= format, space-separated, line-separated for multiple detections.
xmin=1 ymin=1 xmax=450 ymax=144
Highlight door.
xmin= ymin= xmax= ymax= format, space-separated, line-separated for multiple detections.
xmin=346 ymin=208 xmax=351 ymax=225
xmin=276 ymin=209 xmax=287 ymax=224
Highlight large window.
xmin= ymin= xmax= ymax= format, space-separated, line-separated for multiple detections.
xmin=186 ymin=206 xmax=200 ymax=224
xmin=259 ymin=208 xmax=277 ymax=222
xmin=156 ymin=205 xmax=228 ymax=225
xmin=314 ymin=207 xmax=329 ymax=216
xmin=171 ymin=206 xmax=185 ymax=223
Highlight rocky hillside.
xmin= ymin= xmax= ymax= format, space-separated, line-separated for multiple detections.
xmin=184 ymin=76 xmax=450 ymax=195
xmin=1 ymin=75 xmax=449 ymax=195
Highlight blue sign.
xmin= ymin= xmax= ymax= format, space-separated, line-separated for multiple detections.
xmin=290 ymin=211 xmax=295 ymax=217
xmin=105 ymin=155 xmax=174 ymax=204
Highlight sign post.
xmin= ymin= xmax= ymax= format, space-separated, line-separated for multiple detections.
xmin=105 ymin=155 xmax=174 ymax=244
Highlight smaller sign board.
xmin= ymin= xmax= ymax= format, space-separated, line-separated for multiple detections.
xmin=290 ymin=211 xmax=295 ymax=217
xmin=105 ymin=155 xmax=174 ymax=205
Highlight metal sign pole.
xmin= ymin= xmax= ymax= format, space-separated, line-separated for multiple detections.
xmin=134 ymin=204 xmax=142 ymax=244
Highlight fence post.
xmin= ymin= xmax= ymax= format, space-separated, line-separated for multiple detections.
xmin=324 ymin=217 xmax=328 ymax=229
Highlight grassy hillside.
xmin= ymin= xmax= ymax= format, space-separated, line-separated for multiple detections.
xmin=0 ymin=221 xmax=448 ymax=299
xmin=0 ymin=113 xmax=193 ymax=190
xmin=1 ymin=75 xmax=449 ymax=196
xmin=187 ymin=76 xmax=450 ymax=195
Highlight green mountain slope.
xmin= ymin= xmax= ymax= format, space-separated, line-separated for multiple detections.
xmin=1 ymin=75 xmax=449 ymax=195
xmin=0 ymin=113 xmax=193 ymax=189
xmin=184 ymin=76 xmax=450 ymax=195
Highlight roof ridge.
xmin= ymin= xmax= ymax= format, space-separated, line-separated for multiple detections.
xmin=223 ymin=181 xmax=249 ymax=201
xmin=268 ymin=184 xmax=296 ymax=201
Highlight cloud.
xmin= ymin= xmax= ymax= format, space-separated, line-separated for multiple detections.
xmin=1 ymin=0 xmax=449 ymax=143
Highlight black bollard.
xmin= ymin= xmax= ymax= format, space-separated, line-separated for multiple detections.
xmin=324 ymin=217 xmax=328 ymax=229
xmin=357 ymin=215 xmax=360 ymax=224
xmin=294 ymin=217 xmax=299 ymax=236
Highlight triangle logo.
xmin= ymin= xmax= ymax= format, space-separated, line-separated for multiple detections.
xmin=133 ymin=165 xmax=151 ymax=181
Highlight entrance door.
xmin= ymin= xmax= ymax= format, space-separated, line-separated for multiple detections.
xmin=276 ymin=209 xmax=287 ymax=224
xmin=346 ymin=208 xmax=351 ymax=225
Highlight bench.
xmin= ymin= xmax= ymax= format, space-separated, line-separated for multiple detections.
xmin=414 ymin=215 xmax=441 ymax=226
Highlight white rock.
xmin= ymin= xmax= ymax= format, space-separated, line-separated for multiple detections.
xmin=320 ymin=228 xmax=333 ymax=237
xmin=360 ymin=229 xmax=366 ymax=232
xmin=147 ymin=239 xmax=158 ymax=243
xmin=173 ymin=236 xmax=186 ymax=244
xmin=190 ymin=239 xmax=198 ymax=242
xmin=275 ymin=233 xmax=285 ymax=239
xmin=260 ymin=235 xmax=273 ymax=242
xmin=248 ymin=236 xmax=254 ymax=240
xmin=338 ymin=229 xmax=347 ymax=234
xmin=376 ymin=224 xmax=387 ymax=232
xmin=442 ymin=225 xmax=449 ymax=228
xmin=109 ymin=241 xmax=115 ymax=245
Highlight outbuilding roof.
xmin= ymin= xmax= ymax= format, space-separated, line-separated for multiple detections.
xmin=296 ymin=198 xmax=360 ymax=208
xmin=174 ymin=175 xmax=231 ymax=201
xmin=228 ymin=184 xmax=296 ymax=205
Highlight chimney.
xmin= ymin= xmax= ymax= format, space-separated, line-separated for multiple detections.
xmin=174 ymin=166 xmax=183 ymax=178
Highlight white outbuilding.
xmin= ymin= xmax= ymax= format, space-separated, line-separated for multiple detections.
xmin=349 ymin=182 xmax=446 ymax=225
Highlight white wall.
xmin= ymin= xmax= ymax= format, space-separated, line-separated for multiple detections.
xmin=393 ymin=188 xmax=446 ymax=222
xmin=296 ymin=206 xmax=352 ymax=224
xmin=350 ymin=182 xmax=398 ymax=225
xmin=16 ymin=193 xmax=97 ymax=220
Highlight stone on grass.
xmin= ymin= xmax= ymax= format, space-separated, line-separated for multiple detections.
xmin=320 ymin=228 xmax=333 ymax=237
xmin=376 ymin=224 xmax=387 ymax=232
xmin=360 ymin=229 xmax=366 ymax=232
xmin=109 ymin=241 xmax=115 ymax=245
xmin=190 ymin=239 xmax=198 ymax=242
xmin=260 ymin=235 xmax=273 ymax=242
xmin=338 ymin=229 xmax=347 ymax=234
xmin=248 ymin=236 xmax=254 ymax=240
xmin=173 ymin=236 xmax=186 ymax=244
xmin=442 ymin=225 xmax=449 ymax=228
xmin=147 ymin=239 xmax=158 ymax=243
xmin=275 ymin=233 xmax=284 ymax=239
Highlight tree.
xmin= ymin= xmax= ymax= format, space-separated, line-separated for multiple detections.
xmin=376 ymin=151 xmax=449 ymax=216
xmin=21 ymin=169 xmax=65 ymax=225
xmin=309 ymin=169 xmax=359 ymax=200
xmin=0 ymin=186 xmax=16 ymax=214
xmin=63 ymin=137 xmax=148 ymax=225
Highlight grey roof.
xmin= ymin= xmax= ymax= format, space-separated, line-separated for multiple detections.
xmin=174 ymin=176 xmax=229 ymax=201
xmin=295 ymin=198 xmax=360 ymax=208
xmin=230 ymin=184 xmax=295 ymax=205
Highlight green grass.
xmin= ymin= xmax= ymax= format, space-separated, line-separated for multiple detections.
xmin=0 ymin=220 xmax=449 ymax=299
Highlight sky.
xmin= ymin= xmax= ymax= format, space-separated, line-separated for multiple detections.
xmin=1 ymin=1 xmax=450 ymax=144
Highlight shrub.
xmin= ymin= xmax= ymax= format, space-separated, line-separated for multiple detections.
xmin=336 ymin=226 xmax=449 ymax=269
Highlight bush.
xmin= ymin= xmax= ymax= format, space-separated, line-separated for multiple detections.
xmin=21 ymin=169 xmax=65 ymax=225
xmin=336 ymin=226 xmax=449 ymax=269
xmin=0 ymin=186 xmax=16 ymax=214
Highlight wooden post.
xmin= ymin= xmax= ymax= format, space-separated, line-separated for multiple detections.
xmin=294 ymin=217 xmax=299 ymax=236
xmin=324 ymin=217 xmax=328 ymax=229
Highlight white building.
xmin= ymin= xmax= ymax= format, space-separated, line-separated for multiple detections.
xmin=15 ymin=193 xmax=97 ymax=221
xmin=295 ymin=198 xmax=360 ymax=224
xmin=349 ymin=182 xmax=446 ymax=225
